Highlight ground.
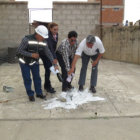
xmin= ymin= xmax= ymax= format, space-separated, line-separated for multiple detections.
xmin=0 ymin=59 xmax=140 ymax=140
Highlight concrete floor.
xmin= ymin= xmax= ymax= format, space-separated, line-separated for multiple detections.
xmin=0 ymin=59 xmax=140 ymax=139
xmin=0 ymin=118 xmax=140 ymax=140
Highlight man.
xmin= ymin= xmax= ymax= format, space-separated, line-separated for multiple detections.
xmin=40 ymin=23 xmax=58 ymax=93
xmin=56 ymin=31 xmax=78 ymax=92
xmin=16 ymin=25 xmax=58 ymax=101
xmin=68 ymin=35 xmax=105 ymax=93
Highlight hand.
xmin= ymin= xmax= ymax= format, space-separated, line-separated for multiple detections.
xmin=53 ymin=59 xmax=58 ymax=64
xmin=92 ymin=60 xmax=98 ymax=67
xmin=54 ymin=65 xmax=59 ymax=71
xmin=68 ymin=67 xmax=75 ymax=75
xmin=32 ymin=53 xmax=39 ymax=59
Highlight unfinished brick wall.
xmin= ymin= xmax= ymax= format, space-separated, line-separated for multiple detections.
xmin=0 ymin=2 xmax=29 ymax=57
xmin=0 ymin=1 xmax=100 ymax=58
xmin=53 ymin=2 xmax=100 ymax=44
xmin=102 ymin=27 xmax=140 ymax=64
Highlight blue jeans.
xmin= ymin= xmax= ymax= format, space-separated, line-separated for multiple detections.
xmin=19 ymin=62 xmax=42 ymax=96
xmin=78 ymin=52 xmax=99 ymax=87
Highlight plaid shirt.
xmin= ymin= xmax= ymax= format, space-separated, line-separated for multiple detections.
xmin=57 ymin=39 xmax=78 ymax=71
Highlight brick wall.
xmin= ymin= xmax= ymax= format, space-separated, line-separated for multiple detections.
xmin=102 ymin=8 xmax=124 ymax=23
xmin=102 ymin=27 xmax=140 ymax=64
xmin=0 ymin=2 xmax=29 ymax=57
xmin=90 ymin=0 xmax=124 ymax=26
xmin=102 ymin=0 xmax=123 ymax=5
xmin=102 ymin=0 xmax=124 ymax=26
xmin=53 ymin=2 xmax=100 ymax=44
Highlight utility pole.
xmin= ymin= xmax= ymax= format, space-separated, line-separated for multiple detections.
xmin=100 ymin=0 xmax=103 ymax=40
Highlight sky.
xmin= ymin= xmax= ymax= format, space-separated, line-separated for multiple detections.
xmin=124 ymin=0 xmax=140 ymax=23
xmin=16 ymin=0 xmax=140 ymax=23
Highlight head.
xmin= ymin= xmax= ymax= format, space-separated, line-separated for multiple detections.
xmin=35 ymin=25 xmax=48 ymax=41
xmin=49 ymin=22 xmax=58 ymax=35
xmin=86 ymin=35 xmax=96 ymax=48
xmin=68 ymin=31 xmax=78 ymax=46
xmin=32 ymin=20 xmax=40 ymax=28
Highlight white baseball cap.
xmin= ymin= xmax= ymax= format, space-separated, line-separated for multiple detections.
xmin=35 ymin=25 xmax=48 ymax=39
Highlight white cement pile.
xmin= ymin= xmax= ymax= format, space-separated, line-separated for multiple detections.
xmin=42 ymin=89 xmax=105 ymax=110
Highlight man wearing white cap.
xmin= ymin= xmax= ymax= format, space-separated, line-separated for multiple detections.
xmin=16 ymin=25 xmax=58 ymax=101
xmin=68 ymin=35 xmax=105 ymax=93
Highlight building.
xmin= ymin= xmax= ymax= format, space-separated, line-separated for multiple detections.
xmin=88 ymin=0 xmax=124 ymax=26
xmin=134 ymin=20 xmax=140 ymax=26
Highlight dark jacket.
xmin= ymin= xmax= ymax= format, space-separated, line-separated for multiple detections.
xmin=46 ymin=31 xmax=58 ymax=59
xmin=16 ymin=34 xmax=54 ymax=64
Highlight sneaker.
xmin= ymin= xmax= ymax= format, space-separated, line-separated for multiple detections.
xmin=29 ymin=96 xmax=35 ymax=102
xmin=36 ymin=94 xmax=46 ymax=99
xmin=79 ymin=85 xmax=84 ymax=91
xmin=90 ymin=86 xmax=96 ymax=93
xmin=45 ymin=87 xmax=56 ymax=93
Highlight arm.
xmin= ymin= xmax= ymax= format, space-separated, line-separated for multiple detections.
xmin=16 ymin=37 xmax=39 ymax=59
xmin=46 ymin=38 xmax=57 ymax=59
xmin=59 ymin=41 xmax=71 ymax=72
xmin=62 ymin=49 xmax=70 ymax=72
xmin=16 ymin=37 xmax=32 ymax=57
xmin=47 ymin=42 xmax=57 ymax=64
xmin=92 ymin=53 xmax=103 ymax=67
xmin=92 ymin=37 xmax=105 ymax=66
xmin=68 ymin=55 xmax=80 ymax=75
xmin=44 ymin=44 xmax=57 ymax=66
xmin=68 ymin=39 xmax=85 ymax=75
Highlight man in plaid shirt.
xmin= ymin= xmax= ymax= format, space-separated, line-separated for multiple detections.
xmin=56 ymin=31 xmax=78 ymax=91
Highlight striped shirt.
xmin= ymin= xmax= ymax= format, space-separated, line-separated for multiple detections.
xmin=57 ymin=39 xmax=78 ymax=71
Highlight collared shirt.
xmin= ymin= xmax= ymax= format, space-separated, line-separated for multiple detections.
xmin=53 ymin=34 xmax=57 ymax=41
xmin=16 ymin=34 xmax=54 ymax=63
xmin=57 ymin=38 xmax=78 ymax=71
xmin=76 ymin=36 xmax=105 ymax=56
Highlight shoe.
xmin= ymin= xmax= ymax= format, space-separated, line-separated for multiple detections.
xmin=62 ymin=87 xmax=69 ymax=92
xmin=36 ymin=94 xmax=46 ymax=99
xmin=79 ymin=85 xmax=84 ymax=91
xmin=67 ymin=84 xmax=74 ymax=90
xmin=29 ymin=96 xmax=35 ymax=102
xmin=45 ymin=87 xmax=56 ymax=93
xmin=90 ymin=86 xmax=96 ymax=93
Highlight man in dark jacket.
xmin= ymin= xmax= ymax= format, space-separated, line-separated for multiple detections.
xmin=17 ymin=25 xmax=58 ymax=102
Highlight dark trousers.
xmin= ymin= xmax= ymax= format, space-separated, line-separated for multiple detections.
xmin=19 ymin=62 xmax=42 ymax=97
xmin=40 ymin=55 xmax=52 ymax=89
xmin=56 ymin=52 xmax=72 ymax=90
xmin=78 ymin=52 xmax=99 ymax=87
